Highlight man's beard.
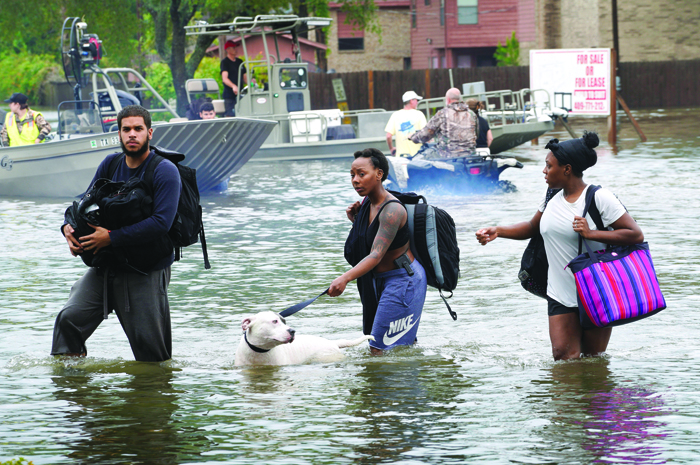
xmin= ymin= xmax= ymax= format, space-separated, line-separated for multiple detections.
xmin=120 ymin=139 xmax=150 ymax=158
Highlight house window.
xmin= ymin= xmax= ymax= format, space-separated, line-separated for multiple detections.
xmin=404 ymin=57 xmax=412 ymax=70
xmin=337 ymin=12 xmax=365 ymax=50
xmin=457 ymin=0 xmax=478 ymax=24
xmin=425 ymin=0 xmax=430 ymax=5
xmin=338 ymin=38 xmax=364 ymax=50
xmin=440 ymin=0 xmax=445 ymax=26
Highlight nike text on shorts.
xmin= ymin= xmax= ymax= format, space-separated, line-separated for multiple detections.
xmin=370 ymin=259 xmax=427 ymax=351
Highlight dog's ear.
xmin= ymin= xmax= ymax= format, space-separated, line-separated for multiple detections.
xmin=241 ymin=315 xmax=255 ymax=331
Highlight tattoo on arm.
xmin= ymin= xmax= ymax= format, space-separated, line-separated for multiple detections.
xmin=369 ymin=203 xmax=404 ymax=261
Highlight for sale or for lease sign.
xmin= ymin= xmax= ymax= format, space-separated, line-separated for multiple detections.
xmin=530 ymin=48 xmax=611 ymax=116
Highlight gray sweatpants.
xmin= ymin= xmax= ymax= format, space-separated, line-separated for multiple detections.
xmin=51 ymin=266 xmax=172 ymax=362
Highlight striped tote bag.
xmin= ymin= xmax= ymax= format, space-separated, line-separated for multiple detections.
xmin=568 ymin=241 xmax=666 ymax=329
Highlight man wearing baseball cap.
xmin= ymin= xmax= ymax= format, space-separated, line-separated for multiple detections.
xmin=384 ymin=90 xmax=427 ymax=157
xmin=220 ymin=40 xmax=247 ymax=117
xmin=1 ymin=92 xmax=51 ymax=147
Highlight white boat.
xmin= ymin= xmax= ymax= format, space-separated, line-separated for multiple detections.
xmin=0 ymin=18 xmax=276 ymax=198
xmin=0 ymin=117 xmax=276 ymax=198
xmin=186 ymin=15 xmax=558 ymax=163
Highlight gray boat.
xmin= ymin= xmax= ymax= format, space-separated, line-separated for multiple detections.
xmin=0 ymin=17 xmax=276 ymax=198
xmin=185 ymin=14 xmax=558 ymax=162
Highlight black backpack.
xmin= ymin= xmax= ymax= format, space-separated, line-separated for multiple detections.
xmin=108 ymin=146 xmax=211 ymax=269
xmin=518 ymin=186 xmax=603 ymax=298
xmin=390 ymin=191 xmax=461 ymax=320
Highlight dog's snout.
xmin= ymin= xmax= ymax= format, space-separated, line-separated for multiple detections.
xmin=288 ymin=328 xmax=296 ymax=337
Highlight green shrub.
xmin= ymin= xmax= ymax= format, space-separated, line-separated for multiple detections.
xmin=1 ymin=458 xmax=34 ymax=465
xmin=0 ymin=50 xmax=58 ymax=104
xmin=143 ymin=61 xmax=176 ymax=103
xmin=494 ymin=32 xmax=520 ymax=67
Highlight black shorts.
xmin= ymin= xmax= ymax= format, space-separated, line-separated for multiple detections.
xmin=546 ymin=296 xmax=578 ymax=317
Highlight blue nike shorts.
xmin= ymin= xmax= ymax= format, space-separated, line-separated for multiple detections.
xmin=370 ymin=259 xmax=427 ymax=351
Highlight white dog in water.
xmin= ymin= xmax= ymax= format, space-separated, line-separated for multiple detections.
xmin=235 ymin=311 xmax=374 ymax=366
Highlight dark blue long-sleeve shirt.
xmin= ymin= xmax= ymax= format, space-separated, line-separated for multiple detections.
xmin=83 ymin=150 xmax=181 ymax=269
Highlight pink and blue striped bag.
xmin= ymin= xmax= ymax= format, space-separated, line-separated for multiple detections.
xmin=568 ymin=241 xmax=666 ymax=329
xmin=567 ymin=187 xmax=666 ymax=329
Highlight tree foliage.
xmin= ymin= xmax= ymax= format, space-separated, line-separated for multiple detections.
xmin=0 ymin=0 xmax=379 ymax=114
xmin=0 ymin=46 xmax=58 ymax=102
xmin=494 ymin=32 xmax=520 ymax=67
xmin=0 ymin=0 xmax=143 ymax=68
xmin=339 ymin=0 xmax=381 ymax=37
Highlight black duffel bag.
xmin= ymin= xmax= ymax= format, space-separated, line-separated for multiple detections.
xmin=65 ymin=176 xmax=172 ymax=273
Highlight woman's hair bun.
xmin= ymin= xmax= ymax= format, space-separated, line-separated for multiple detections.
xmin=582 ymin=131 xmax=599 ymax=149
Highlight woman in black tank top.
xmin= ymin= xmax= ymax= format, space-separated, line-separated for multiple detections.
xmin=330 ymin=148 xmax=414 ymax=297
xmin=330 ymin=148 xmax=427 ymax=355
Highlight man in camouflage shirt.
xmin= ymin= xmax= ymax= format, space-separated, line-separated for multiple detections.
xmin=409 ymin=88 xmax=477 ymax=158
xmin=1 ymin=92 xmax=51 ymax=147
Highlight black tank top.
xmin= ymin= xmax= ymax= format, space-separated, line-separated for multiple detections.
xmin=366 ymin=200 xmax=410 ymax=251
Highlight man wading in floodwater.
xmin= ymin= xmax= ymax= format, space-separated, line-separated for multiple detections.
xmin=51 ymin=105 xmax=181 ymax=362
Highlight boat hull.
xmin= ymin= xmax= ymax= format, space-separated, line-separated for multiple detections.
xmin=250 ymin=136 xmax=387 ymax=162
xmin=489 ymin=120 xmax=555 ymax=154
xmin=0 ymin=118 xmax=276 ymax=198
xmin=248 ymin=119 xmax=555 ymax=162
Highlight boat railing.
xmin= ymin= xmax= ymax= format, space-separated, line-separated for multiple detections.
xmin=416 ymin=88 xmax=556 ymax=127
xmin=288 ymin=111 xmax=331 ymax=143
xmin=185 ymin=15 xmax=331 ymax=37
xmin=237 ymin=58 xmax=276 ymax=116
xmin=518 ymin=88 xmax=556 ymax=118
xmin=227 ymin=111 xmax=328 ymax=144
xmin=88 ymin=67 xmax=180 ymax=120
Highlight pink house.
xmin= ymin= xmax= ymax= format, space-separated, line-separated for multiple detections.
xmin=411 ymin=0 xmax=536 ymax=68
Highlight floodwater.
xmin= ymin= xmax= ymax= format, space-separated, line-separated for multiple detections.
xmin=1 ymin=108 xmax=699 ymax=464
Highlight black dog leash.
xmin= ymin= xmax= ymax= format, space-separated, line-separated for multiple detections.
xmin=279 ymin=288 xmax=330 ymax=317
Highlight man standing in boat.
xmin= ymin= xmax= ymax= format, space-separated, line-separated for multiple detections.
xmin=220 ymin=40 xmax=247 ymax=117
xmin=409 ymin=88 xmax=477 ymax=157
xmin=384 ymin=90 xmax=427 ymax=157
xmin=1 ymin=93 xmax=51 ymax=147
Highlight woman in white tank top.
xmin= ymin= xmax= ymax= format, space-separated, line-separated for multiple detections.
xmin=475 ymin=132 xmax=644 ymax=361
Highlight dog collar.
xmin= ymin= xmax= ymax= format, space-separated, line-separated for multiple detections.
xmin=244 ymin=331 xmax=270 ymax=353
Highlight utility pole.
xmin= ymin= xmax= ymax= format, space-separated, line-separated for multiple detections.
xmin=608 ymin=0 xmax=619 ymax=145
xmin=612 ymin=0 xmax=620 ymax=68
xmin=608 ymin=0 xmax=647 ymax=145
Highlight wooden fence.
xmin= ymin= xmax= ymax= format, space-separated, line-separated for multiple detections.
xmin=43 ymin=59 xmax=700 ymax=112
xmin=310 ymin=60 xmax=700 ymax=111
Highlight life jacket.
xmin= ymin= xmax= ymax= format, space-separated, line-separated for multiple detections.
xmin=4 ymin=110 xmax=43 ymax=146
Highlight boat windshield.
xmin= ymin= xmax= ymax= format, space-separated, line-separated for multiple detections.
xmin=58 ymin=105 xmax=104 ymax=137
xmin=279 ymin=67 xmax=307 ymax=89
